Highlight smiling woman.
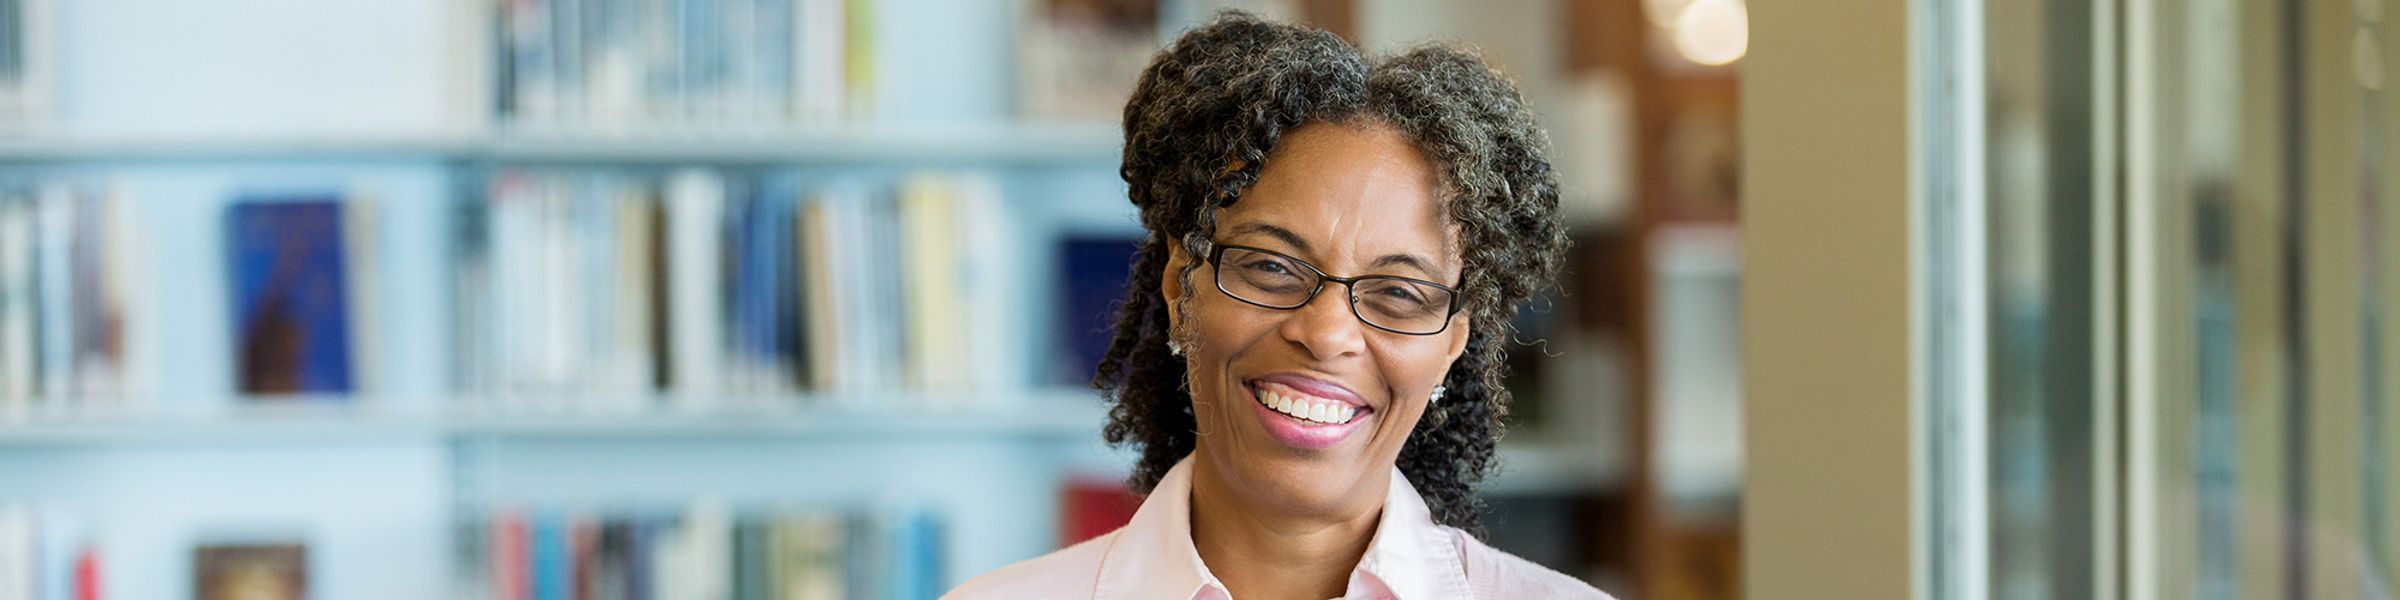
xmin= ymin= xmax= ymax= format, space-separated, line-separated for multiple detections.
xmin=944 ymin=11 xmax=1605 ymax=600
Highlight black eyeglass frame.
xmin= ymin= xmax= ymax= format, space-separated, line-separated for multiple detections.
xmin=1202 ymin=240 xmax=1466 ymax=336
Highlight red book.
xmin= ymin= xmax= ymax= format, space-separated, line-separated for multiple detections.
xmin=569 ymin=517 xmax=598 ymax=600
xmin=74 ymin=547 xmax=99 ymax=600
xmin=1059 ymin=477 xmax=1141 ymax=547
xmin=491 ymin=511 xmax=528 ymax=600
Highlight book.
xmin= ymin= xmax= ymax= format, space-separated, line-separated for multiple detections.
xmin=38 ymin=508 xmax=93 ymax=600
xmin=225 ymin=199 xmax=358 ymax=396
xmin=460 ymin=170 xmax=669 ymax=410
xmin=466 ymin=501 xmax=944 ymax=600
xmin=193 ymin=542 xmax=306 ymax=600
xmin=457 ymin=168 xmax=1026 ymax=409
xmin=0 ymin=505 xmax=98 ymax=600
xmin=530 ymin=512 xmax=567 ymax=600
xmin=498 ymin=0 xmax=873 ymax=131
xmin=489 ymin=510 xmax=529 ymax=600
xmin=1015 ymin=0 xmax=1159 ymax=121
xmin=0 ymin=181 xmax=141 ymax=418
xmin=1054 ymin=235 xmax=1139 ymax=384
xmin=0 ymin=504 xmax=30 ymax=600
xmin=32 ymin=185 xmax=69 ymax=403
xmin=880 ymin=504 xmax=943 ymax=600
xmin=663 ymin=168 xmax=726 ymax=404
xmin=1058 ymin=477 xmax=1139 ymax=547
xmin=0 ymin=193 xmax=36 ymax=418
xmin=0 ymin=0 xmax=55 ymax=129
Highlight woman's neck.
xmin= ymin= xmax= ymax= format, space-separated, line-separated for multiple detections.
xmin=1187 ymin=461 xmax=1387 ymax=600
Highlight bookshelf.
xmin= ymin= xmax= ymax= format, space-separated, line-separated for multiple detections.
xmin=0 ymin=124 xmax=1122 ymax=165
xmin=0 ymin=390 xmax=1112 ymax=446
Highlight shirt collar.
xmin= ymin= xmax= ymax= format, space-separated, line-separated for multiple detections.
xmin=1093 ymin=455 xmax=1472 ymax=600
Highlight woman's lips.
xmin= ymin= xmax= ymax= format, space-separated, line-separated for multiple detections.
xmin=1244 ymin=378 xmax=1373 ymax=451
xmin=1249 ymin=372 xmax=1366 ymax=407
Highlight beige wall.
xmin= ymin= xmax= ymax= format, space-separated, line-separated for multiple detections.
xmin=1740 ymin=0 xmax=1918 ymax=597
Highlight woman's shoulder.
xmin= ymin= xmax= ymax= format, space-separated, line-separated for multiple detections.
xmin=1448 ymin=527 xmax=1618 ymax=599
xmin=941 ymin=530 xmax=1119 ymax=599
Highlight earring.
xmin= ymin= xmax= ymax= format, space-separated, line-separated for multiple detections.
xmin=1168 ymin=339 xmax=1190 ymax=357
xmin=1430 ymin=385 xmax=1446 ymax=405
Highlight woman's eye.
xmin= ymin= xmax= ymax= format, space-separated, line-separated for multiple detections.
xmin=1372 ymin=286 xmax=1428 ymax=307
xmin=1245 ymin=258 xmax=1295 ymax=276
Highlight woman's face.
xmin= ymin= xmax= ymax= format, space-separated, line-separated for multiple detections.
xmin=1163 ymin=120 xmax=1472 ymax=518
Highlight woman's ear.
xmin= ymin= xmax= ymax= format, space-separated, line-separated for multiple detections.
xmin=1442 ymin=312 xmax=1471 ymax=364
xmin=1160 ymin=240 xmax=1190 ymax=332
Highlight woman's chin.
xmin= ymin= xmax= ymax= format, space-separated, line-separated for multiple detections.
xmin=1216 ymin=449 xmax=1383 ymax=515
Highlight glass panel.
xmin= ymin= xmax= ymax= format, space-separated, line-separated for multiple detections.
xmin=1981 ymin=0 xmax=2105 ymax=596
xmin=1965 ymin=0 xmax=2400 ymax=597
xmin=2131 ymin=0 xmax=2400 ymax=597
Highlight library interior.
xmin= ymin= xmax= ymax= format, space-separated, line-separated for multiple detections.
xmin=12 ymin=0 xmax=2400 ymax=599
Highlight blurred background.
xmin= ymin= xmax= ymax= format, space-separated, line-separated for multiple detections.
xmin=0 ymin=1 xmax=1748 ymax=599
xmin=18 ymin=0 xmax=2397 ymax=598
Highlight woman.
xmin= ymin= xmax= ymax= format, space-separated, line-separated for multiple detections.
xmin=950 ymin=12 xmax=1608 ymax=600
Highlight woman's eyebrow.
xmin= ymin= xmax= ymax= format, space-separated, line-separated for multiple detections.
xmin=1229 ymin=222 xmax=1444 ymax=278
xmin=1368 ymin=253 xmax=1442 ymax=279
xmin=1227 ymin=222 xmax=1314 ymax=253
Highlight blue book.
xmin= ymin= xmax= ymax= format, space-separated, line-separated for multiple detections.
xmin=531 ymin=513 xmax=567 ymax=600
xmin=888 ymin=508 xmax=945 ymax=600
xmin=728 ymin=190 xmax=790 ymax=391
xmin=625 ymin=513 xmax=663 ymax=600
xmin=1056 ymin=236 xmax=1140 ymax=384
xmin=225 ymin=200 xmax=355 ymax=395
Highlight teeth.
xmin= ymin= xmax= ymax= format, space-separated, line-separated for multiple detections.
xmin=1255 ymin=383 xmax=1357 ymax=425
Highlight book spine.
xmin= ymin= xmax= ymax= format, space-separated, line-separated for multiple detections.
xmin=344 ymin=195 xmax=381 ymax=400
xmin=0 ymin=194 xmax=35 ymax=419
xmin=492 ymin=511 xmax=529 ymax=600
xmin=796 ymin=195 xmax=837 ymax=392
xmin=36 ymin=509 xmax=85 ymax=600
xmin=639 ymin=0 xmax=680 ymax=124
xmin=552 ymin=0 xmax=584 ymax=124
xmin=32 ymin=184 xmax=72 ymax=407
xmin=956 ymin=174 xmax=1015 ymax=394
xmin=489 ymin=174 xmax=534 ymax=404
xmin=16 ymin=0 xmax=51 ymax=127
xmin=840 ymin=0 xmax=870 ymax=121
xmin=606 ymin=175 xmax=659 ymax=401
xmin=664 ymin=169 xmax=726 ymax=404
xmin=0 ymin=504 xmax=30 ymax=600
xmin=0 ymin=0 xmax=23 ymax=124
xmin=93 ymin=182 xmax=144 ymax=406
xmin=532 ymin=512 xmax=566 ymax=600
xmin=507 ymin=0 xmax=557 ymax=125
xmin=756 ymin=0 xmax=793 ymax=128
xmin=455 ymin=515 xmax=493 ymax=600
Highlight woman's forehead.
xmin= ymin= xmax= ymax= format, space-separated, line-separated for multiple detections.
xmin=1222 ymin=123 xmax=1451 ymax=264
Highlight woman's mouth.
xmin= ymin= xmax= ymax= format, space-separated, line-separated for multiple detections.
xmin=1243 ymin=376 xmax=1373 ymax=450
xmin=1255 ymin=382 xmax=1361 ymax=424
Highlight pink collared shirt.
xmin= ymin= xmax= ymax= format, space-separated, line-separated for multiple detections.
xmin=946 ymin=456 xmax=1613 ymax=599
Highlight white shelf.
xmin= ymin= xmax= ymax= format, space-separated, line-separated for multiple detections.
xmin=487 ymin=122 xmax=1123 ymax=165
xmin=0 ymin=389 xmax=1111 ymax=445
xmin=0 ymin=123 xmax=1124 ymax=165
xmin=1651 ymin=222 xmax=1743 ymax=278
xmin=1487 ymin=440 xmax=1625 ymax=495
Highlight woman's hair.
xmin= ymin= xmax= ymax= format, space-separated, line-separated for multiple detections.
xmin=1093 ymin=12 xmax=1566 ymax=536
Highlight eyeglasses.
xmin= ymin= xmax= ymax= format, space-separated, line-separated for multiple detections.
xmin=1203 ymin=241 xmax=1464 ymax=335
